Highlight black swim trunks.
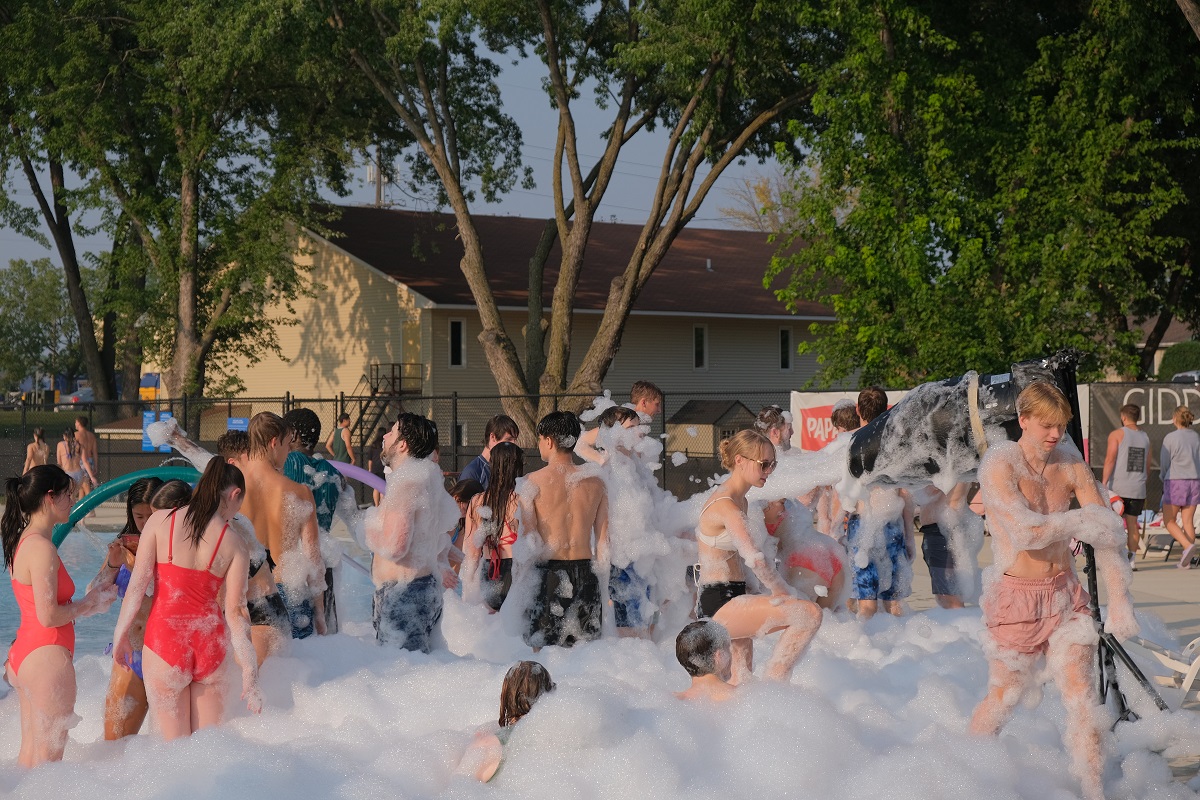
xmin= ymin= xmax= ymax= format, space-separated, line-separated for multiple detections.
xmin=482 ymin=558 xmax=513 ymax=612
xmin=373 ymin=574 xmax=443 ymax=653
xmin=248 ymin=592 xmax=290 ymax=634
xmin=697 ymin=581 xmax=747 ymax=619
xmin=525 ymin=559 xmax=601 ymax=649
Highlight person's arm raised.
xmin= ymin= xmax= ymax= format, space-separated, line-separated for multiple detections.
xmin=573 ymin=426 xmax=606 ymax=465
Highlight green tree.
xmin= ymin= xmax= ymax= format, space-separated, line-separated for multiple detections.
xmin=767 ymin=0 xmax=1200 ymax=388
xmin=325 ymin=0 xmax=832 ymax=432
xmin=0 ymin=1 xmax=375 ymax=416
xmin=0 ymin=258 xmax=96 ymax=391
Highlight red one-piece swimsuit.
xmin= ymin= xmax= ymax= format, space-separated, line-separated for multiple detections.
xmin=142 ymin=511 xmax=230 ymax=681
xmin=8 ymin=537 xmax=75 ymax=677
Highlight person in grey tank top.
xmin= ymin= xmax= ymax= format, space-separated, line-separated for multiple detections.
xmin=1102 ymin=403 xmax=1150 ymax=562
xmin=1160 ymin=405 xmax=1200 ymax=568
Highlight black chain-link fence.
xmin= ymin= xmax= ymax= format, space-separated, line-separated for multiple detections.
xmin=0 ymin=389 xmax=799 ymax=502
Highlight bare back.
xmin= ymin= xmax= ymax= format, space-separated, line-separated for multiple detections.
xmin=525 ymin=462 xmax=607 ymax=561
xmin=239 ymin=459 xmax=315 ymax=559
xmin=76 ymin=428 xmax=98 ymax=465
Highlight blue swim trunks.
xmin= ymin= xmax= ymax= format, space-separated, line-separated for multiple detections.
xmin=105 ymin=644 xmax=143 ymax=680
xmin=277 ymin=583 xmax=315 ymax=640
xmin=846 ymin=516 xmax=910 ymax=601
xmin=609 ymin=564 xmax=651 ymax=629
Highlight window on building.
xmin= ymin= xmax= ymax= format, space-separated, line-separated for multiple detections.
xmin=693 ymin=324 xmax=708 ymax=370
xmin=449 ymin=318 xmax=466 ymax=367
xmin=780 ymin=327 xmax=793 ymax=371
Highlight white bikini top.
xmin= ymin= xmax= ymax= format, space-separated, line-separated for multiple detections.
xmin=696 ymin=496 xmax=739 ymax=551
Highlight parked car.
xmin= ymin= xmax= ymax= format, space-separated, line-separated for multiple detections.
xmin=54 ymin=387 xmax=95 ymax=411
xmin=1171 ymin=370 xmax=1200 ymax=384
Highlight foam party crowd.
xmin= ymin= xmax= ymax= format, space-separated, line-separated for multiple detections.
xmin=5 ymin=357 xmax=1200 ymax=800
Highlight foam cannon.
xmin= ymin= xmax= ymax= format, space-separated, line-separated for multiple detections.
xmin=846 ymin=350 xmax=1078 ymax=490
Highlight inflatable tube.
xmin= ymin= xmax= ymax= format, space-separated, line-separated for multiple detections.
xmin=52 ymin=466 xmax=201 ymax=546
xmin=328 ymin=460 xmax=386 ymax=494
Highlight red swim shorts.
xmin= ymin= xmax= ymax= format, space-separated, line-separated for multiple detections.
xmin=982 ymin=571 xmax=1090 ymax=655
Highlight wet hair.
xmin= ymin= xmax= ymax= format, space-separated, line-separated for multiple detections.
xmin=755 ymin=405 xmax=788 ymax=432
xmin=479 ymin=442 xmax=524 ymax=542
xmin=676 ymin=621 xmax=731 ymax=677
xmin=449 ymin=478 xmax=484 ymax=505
xmin=3 ymin=465 xmax=73 ymax=569
xmin=183 ymin=459 xmax=244 ymax=547
xmin=249 ymin=412 xmax=290 ymax=460
xmin=830 ymin=403 xmax=861 ymax=432
xmin=498 ymin=660 xmax=555 ymax=727
xmin=76 ymin=416 xmax=90 ymax=430
xmin=856 ymin=387 xmax=888 ymax=424
xmin=389 ymin=412 xmax=437 ymax=460
xmin=484 ymin=414 xmax=519 ymax=445
xmin=718 ymin=429 xmax=772 ymax=471
xmin=537 ymin=411 xmax=581 ymax=452
xmin=1016 ymin=381 xmax=1072 ymax=427
xmin=282 ymin=408 xmax=322 ymax=449
xmin=121 ymin=477 xmax=164 ymax=537
xmin=32 ymin=427 xmax=45 ymax=444
xmin=629 ymin=380 xmax=663 ymax=407
xmin=1174 ymin=405 xmax=1195 ymax=428
xmin=217 ymin=430 xmax=250 ymax=461
xmin=150 ymin=479 xmax=193 ymax=511
xmin=1119 ymin=404 xmax=1142 ymax=423
xmin=598 ymin=406 xmax=638 ymax=428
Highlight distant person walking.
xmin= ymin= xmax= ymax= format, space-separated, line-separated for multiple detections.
xmin=22 ymin=428 xmax=49 ymax=473
xmin=1160 ymin=405 xmax=1200 ymax=567
xmin=326 ymin=413 xmax=355 ymax=464
xmin=1102 ymin=403 xmax=1150 ymax=563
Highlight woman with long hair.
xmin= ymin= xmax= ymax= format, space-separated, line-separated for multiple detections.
xmin=3 ymin=465 xmax=118 ymax=766
xmin=462 ymin=442 xmax=524 ymax=611
xmin=22 ymin=428 xmax=49 ymax=474
xmin=1161 ymin=405 xmax=1200 ymax=567
xmin=112 ymin=458 xmax=262 ymax=740
xmin=101 ymin=476 xmax=163 ymax=740
xmin=457 ymin=661 xmax=555 ymax=782
xmin=694 ymin=429 xmax=822 ymax=684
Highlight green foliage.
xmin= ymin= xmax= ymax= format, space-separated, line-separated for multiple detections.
xmin=767 ymin=0 xmax=1200 ymax=388
xmin=0 ymin=259 xmax=96 ymax=390
xmin=1158 ymin=342 xmax=1200 ymax=381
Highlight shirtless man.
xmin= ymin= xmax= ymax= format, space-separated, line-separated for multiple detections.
xmin=74 ymin=417 xmax=99 ymax=494
xmin=915 ymin=483 xmax=972 ymax=609
xmin=969 ymin=382 xmax=1138 ymax=800
xmin=523 ymin=411 xmax=610 ymax=649
xmin=364 ymin=413 xmax=460 ymax=652
xmin=575 ymin=380 xmax=662 ymax=464
xmin=240 ymin=413 xmax=326 ymax=639
xmin=217 ymin=430 xmax=292 ymax=663
xmin=674 ymin=621 xmax=737 ymax=702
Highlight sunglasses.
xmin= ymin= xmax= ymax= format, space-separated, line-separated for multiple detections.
xmin=748 ymin=458 xmax=777 ymax=471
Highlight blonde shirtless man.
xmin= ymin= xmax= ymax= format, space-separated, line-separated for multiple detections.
xmin=241 ymin=413 xmax=326 ymax=639
xmin=364 ymin=413 xmax=459 ymax=652
xmin=969 ymin=382 xmax=1138 ymax=800
xmin=523 ymin=411 xmax=610 ymax=649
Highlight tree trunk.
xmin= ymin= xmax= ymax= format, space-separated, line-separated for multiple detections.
xmin=1178 ymin=0 xmax=1200 ymax=43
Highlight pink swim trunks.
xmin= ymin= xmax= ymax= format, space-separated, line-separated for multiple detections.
xmin=982 ymin=571 xmax=1091 ymax=655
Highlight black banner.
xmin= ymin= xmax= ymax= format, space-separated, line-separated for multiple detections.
xmin=1088 ymin=382 xmax=1200 ymax=506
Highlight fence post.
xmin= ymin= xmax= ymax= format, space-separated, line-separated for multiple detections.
xmin=283 ymin=391 xmax=290 ymax=415
xmin=451 ymin=392 xmax=459 ymax=473
xmin=339 ymin=391 xmax=345 ymax=422
xmin=659 ymin=390 xmax=668 ymax=490
xmin=182 ymin=394 xmax=189 ymax=436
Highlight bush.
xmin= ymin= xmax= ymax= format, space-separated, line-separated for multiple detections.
xmin=1157 ymin=341 xmax=1200 ymax=380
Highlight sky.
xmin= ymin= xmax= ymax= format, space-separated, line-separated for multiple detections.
xmin=0 ymin=55 xmax=776 ymax=268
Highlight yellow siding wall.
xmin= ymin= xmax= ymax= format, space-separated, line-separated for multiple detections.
xmin=234 ymin=234 xmax=427 ymax=399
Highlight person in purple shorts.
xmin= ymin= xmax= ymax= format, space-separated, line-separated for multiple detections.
xmin=1161 ymin=405 xmax=1200 ymax=567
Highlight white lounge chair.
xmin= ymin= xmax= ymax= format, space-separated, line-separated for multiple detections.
xmin=1128 ymin=636 xmax=1200 ymax=708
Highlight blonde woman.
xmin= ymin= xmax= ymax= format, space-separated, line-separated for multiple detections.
xmin=694 ymin=429 xmax=822 ymax=683
xmin=1161 ymin=405 xmax=1200 ymax=567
